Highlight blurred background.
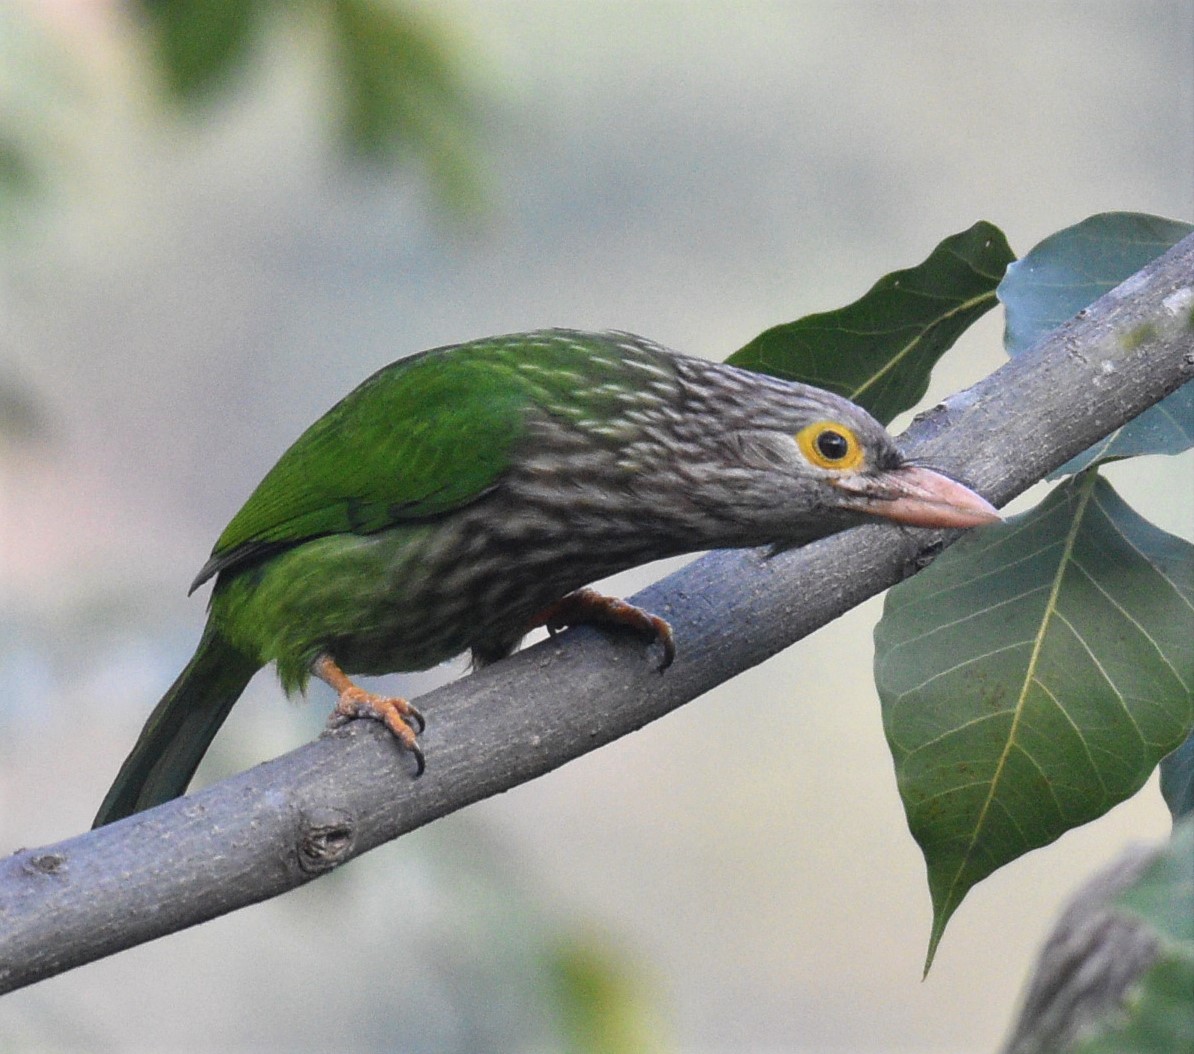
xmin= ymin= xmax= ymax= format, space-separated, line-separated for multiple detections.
xmin=1 ymin=1 xmax=1191 ymax=1051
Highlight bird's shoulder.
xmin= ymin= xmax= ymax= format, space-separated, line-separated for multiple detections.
xmin=193 ymin=329 xmax=674 ymax=588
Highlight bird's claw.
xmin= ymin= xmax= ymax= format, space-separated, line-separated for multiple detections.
xmin=312 ymin=655 xmax=426 ymax=776
xmin=653 ymin=619 xmax=676 ymax=671
xmin=326 ymin=686 xmax=426 ymax=776
xmin=535 ymin=587 xmax=675 ymax=671
xmin=406 ymin=702 xmax=427 ymax=734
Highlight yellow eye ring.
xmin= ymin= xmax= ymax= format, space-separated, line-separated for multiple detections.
xmin=796 ymin=421 xmax=864 ymax=471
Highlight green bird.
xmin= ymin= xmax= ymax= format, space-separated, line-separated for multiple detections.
xmin=93 ymin=329 xmax=998 ymax=827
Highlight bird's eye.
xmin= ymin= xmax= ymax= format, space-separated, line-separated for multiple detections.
xmin=816 ymin=430 xmax=850 ymax=460
xmin=796 ymin=421 xmax=864 ymax=471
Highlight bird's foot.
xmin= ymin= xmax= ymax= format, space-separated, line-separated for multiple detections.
xmin=532 ymin=587 xmax=675 ymax=670
xmin=312 ymin=655 xmax=426 ymax=775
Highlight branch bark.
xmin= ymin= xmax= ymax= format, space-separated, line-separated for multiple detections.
xmin=2 ymin=233 xmax=1192 ymax=995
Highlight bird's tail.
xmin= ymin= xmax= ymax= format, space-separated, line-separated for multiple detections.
xmin=92 ymin=626 xmax=260 ymax=828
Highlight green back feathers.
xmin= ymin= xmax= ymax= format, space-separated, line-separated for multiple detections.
xmin=193 ymin=330 xmax=667 ymax=588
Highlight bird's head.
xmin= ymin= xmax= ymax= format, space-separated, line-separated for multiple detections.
xmin=504 ymin=335 xmax=999 ymax=555
xmin=784 ymin=413 xmax=998 ymax=529
xmin=669 ymin=358 xmax=1001 ymax=547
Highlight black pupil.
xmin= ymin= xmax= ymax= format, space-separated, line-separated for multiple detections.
xmin=816 ymin=429 xmax=850 ymax=461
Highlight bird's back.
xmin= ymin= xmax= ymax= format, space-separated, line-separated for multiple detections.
xmin=193 ymin=329 xmax=680 ymax=589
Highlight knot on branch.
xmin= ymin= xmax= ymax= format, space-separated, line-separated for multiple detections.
xmin=20 ymin=852 xmax=67 ymax=878
xmin=295 ymin=808 xmax=356 ymax=875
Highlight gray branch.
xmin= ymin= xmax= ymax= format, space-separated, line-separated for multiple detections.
xmin=2 ymin=233 xmax=1192 ymax=995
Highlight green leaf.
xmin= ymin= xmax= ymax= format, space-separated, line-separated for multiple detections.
xmin=132 ymin=0 xmax=482 ymax=211
xmin=134 ymin=0 xmax=266 ymax=102
xmin=1072 ymin=818 xmax=1194 ymax=1054
xmin=874 ymin=471 xmax=1194 ymax=971
xmin=0 ymin=4 xmax=87 ymax=228
xmin=0 ymin=132 xmax=37 ymax=207
xmin=1160 ymin=732 xmax=1194 ymax=822
xmin=1116 ymin=818 xmax=1194 ymax=947
xmin=548 ymin=935 xmax=673 ymax=1054
xmin=999 ymin=212 xmax=1194 ymax=476
xmin=328 ymin=0 xmax=481 ymax=209
xmin=725 ymin=221 xmax=1014 ymax=424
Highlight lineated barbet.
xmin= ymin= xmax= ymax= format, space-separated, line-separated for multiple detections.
xmin=93 ymin=329 xmax=998 ymax=827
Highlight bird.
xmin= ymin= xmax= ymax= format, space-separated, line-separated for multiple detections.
xmin=93 ymin=328 xmax=998 ymax=827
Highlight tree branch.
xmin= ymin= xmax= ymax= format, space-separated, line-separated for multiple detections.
xmin=2 ymin=233 xmax=1192 ymax=995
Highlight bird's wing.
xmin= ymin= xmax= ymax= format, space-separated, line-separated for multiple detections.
xmin=193 ymin=345 xmax=526 ymax=588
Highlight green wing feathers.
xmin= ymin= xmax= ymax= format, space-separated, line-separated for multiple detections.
xmin=194 ymin=344 xmax=529 ymax=586
xmin=92 ymin=628 xmax=260 ymax=827
xmin=191 ymin=330 xmax=674 ymax=587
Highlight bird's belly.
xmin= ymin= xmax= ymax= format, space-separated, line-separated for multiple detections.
xmin=210 ymin=521 xmax=649 ymax=691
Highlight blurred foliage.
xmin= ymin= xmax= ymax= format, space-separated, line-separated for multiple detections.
xmin=1 ymin=0 xmax=485 ymax=448
xmin=1160 ymin=732 xmax=1194 ymax=822
xmin=134 ymin=0 xmax=267 ymax=101
xmin=0 ymin=367 xmax=49 ymax=449
xmin=328 ymin=0 xmax=481 ymax=205
xmin=0 ymin=133 xmax=35 ymax=204
xmin=133 ymin=0 xmax=483 ymax=208
xmin=0 ymin=5 xmax=83 ymax=231
xmin=549 ymin=935 xmax=674 ymax=1054
xmin=1073 ymin=818 xmax=1194 ymax=1053
xmin=0 ymin=2 xmax=482 ymax=225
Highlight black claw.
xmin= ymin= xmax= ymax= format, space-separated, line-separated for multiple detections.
xmin=407 ymin=703 xmax=426 ymax=734
xmin=409 ymin=743 xmax=426 ymax=777
xmin=656 ymin=625 xmax=676 ymax=671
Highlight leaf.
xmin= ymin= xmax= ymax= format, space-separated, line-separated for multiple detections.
xmin=1072 ymin=818 xmax=1194 ymax=1054
xmin=133 ymin=0 xmax=482 ymax=211
xmin=1116 ymin=818 xmax=1194 ymax=948
xmin=1159 ymin=731 xmax=1194 ymax=822
xmin=0 ymin=132 xmax=36 ymax=207
xmin=548 ymin=935 xmax=673 ymax=1054
xmin=725 ymin=221 xmax=1014 ymax=424
xmin=134 ymin=0 xmax=265 ymax=102
xmin=874 ymin=471 xmax=1194 ymax=971
xmin=0 ymin=4 xmax=87 ymax=227
xmin=328 ymin=0 xmax=482 ymax=209
xmin=999 ymin=212 xmax=1194 ymax=476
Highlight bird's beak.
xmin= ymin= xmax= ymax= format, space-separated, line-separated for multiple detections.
xmin=830 ymin=465 xmax=1001 ymax=529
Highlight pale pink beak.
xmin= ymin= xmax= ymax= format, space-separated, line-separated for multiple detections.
xmin=831 ymin=464 xmax=1001 ymax=529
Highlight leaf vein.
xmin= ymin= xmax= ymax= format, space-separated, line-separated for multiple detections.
xmin=936 ymin=472 xmax=1098 ymax=919
xmin=892 ymin=640 xmax=1035 ymax=701
xmin=1053 ymin=609 xmax=1142 ymax=745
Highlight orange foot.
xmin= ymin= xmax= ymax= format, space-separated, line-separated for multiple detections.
xmin=312 ymin=654 xmax=426 ymax=775
xmin=531 ymin=587 xmax=676 ymax=670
